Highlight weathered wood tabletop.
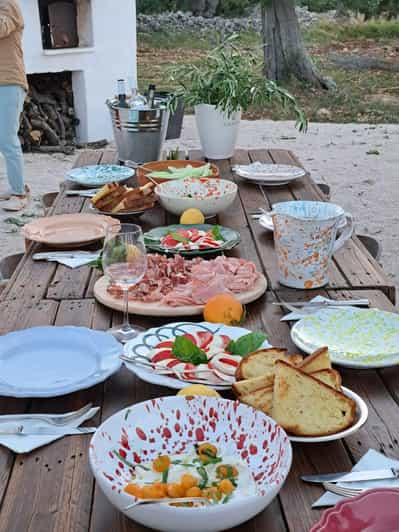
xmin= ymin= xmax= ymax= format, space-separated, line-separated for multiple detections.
xmin=0 ymin=148 xmax=397 ymax=532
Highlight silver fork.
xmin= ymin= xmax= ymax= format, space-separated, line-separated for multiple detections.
xmin=323 ymin=481 xmax=366 ymax=498
xmin=0 ymin=403 xmax=93 ymax=427
xmin=125 ymin=497 xmax=211 ymax=510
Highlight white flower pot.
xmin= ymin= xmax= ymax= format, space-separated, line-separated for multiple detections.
xmin=195 ymin=104 xmax=241 ymax=159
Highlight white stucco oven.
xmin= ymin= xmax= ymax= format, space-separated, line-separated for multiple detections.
xmin=20 ymin=0 xmax=137 ymax=142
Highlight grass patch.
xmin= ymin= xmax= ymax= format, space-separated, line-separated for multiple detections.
xmin=137 ymin=20 xmax=399 ymax=123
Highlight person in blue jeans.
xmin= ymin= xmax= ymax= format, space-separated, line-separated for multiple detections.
xmin=0 ymin=0 xmax=29 ymax=211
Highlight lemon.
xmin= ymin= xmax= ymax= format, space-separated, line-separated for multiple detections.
xmin=180 ymin=208 xmax=205 ymax=225
xmin=126 ymin=244 xmax=141 ymax=261
xmin=177 ymin=384 xmax=221 ymax=398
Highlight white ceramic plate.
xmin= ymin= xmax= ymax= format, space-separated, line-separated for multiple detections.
xmin=289 ymin=386 xmax=368 ymax=443
xmin=233 ymin=163 xmax=306 ymax=184
xmin=291 ymin=307 xmax=399 ymax=368
xmin=123 ymin=321 xmax=271 ymax=390
xmin=66 ymin=165 xmax=134 ymax=187
xmin=0 ymin=326 xmax=122 ymax=397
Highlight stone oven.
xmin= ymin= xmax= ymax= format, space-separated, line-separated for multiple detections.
xmin=20 ymin=0 xmax=137 ymax=142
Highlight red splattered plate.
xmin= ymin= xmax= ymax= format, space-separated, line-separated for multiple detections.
xmin=311 ymin=488 xmax=399 ymax=532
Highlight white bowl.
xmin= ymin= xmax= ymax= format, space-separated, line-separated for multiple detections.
xmin=155 ymin=178 xmax=237 ymax=217
xmin=89 ymin=396 xmax=292 ymax=532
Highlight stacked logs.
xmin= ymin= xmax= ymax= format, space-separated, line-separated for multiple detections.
xmin=19 ymin=73 xmax=78 ymax=154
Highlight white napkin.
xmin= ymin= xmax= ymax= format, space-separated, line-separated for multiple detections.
xmin=33 ymin=251 xmax=100 ymax=269
xmin=0 ymin=406 xmax=99 ymax=453
xmin=313 ymin=449 xmax=399 ymax=507
xmin=281 ymin=296 xmax=338 ymax=321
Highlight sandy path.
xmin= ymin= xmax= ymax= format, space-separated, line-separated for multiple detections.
xmin=1 ymin=117 xmax=397 ymax=294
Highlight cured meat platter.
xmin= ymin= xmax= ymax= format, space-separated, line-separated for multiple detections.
xmin=93 ymin=274 xmax=267 ymax=316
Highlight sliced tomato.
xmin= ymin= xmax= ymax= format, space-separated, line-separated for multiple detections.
xmin=155 ymin=340 xmax=174 ymax=349
xmin=152 ymin=350 xmax=173 ymax=363
xmin=196 ymin=331 xmax=213 ymax=350
xmin=220 ymin=335 xmax=232 ymax=350
xmin=219 ymin=357 xmax=239 ymax=367
xmin=166 ymin=359 xmax=181 ymax=369
xmin=182 ymin=363 xmax=196 ymax=380
xmin=162 ymin=235 xmax=179 ymax=247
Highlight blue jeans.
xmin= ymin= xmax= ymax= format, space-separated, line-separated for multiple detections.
xmin=0 ymin=85 xmax=26 ymax=195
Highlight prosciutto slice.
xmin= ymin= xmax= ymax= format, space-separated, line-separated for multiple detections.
xmin=107 ymin=254 xmax=260 ymax=307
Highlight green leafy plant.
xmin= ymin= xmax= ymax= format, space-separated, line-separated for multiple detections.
xmin=227 ymin=331 xmax=267 ymax=356
xmin=169 ymin=34 xmax=308 ymax=131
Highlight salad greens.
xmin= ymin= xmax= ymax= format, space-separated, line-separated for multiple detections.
xmin=171 ymin=336 xmax=208 ymax=365
xmin=148 ymin=163 xmax=212 ymax=180
xmin=211 ymin=225 xmax=225 ymax=242
xmin=227 ymin=332 xmax=267 ymax=357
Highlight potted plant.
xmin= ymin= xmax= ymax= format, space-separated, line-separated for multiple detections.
xmin=169 ymin=35 xmax=307 ymax=159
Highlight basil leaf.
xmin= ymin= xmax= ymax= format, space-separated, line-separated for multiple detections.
xmin=227 ymin=332 xmax=267 ymax=357
xmin=171 ymin=336 xmax=208 ymax=365
xmin=211 ymin=225 xmax=225 ymax=242
xmin=162 ymin=468 xmax=169 ymax=483
xmin=168 ymin=231 xmax=190 ymax=243
xmin=197 ymin=466 xmax=208 ymax=489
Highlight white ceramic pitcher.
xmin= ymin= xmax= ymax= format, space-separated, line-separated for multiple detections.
xmin=272 ymin=201 xmax=353 ymax=289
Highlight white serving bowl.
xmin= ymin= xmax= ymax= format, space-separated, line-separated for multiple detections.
xmin=89 ymin=396 xmax=292 ymax=532
xmin=155 ymin=178 xmax=238 ymax=217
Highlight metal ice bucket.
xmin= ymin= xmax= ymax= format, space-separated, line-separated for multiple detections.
xmin=106 ymin=99 xmax=169 ymax=164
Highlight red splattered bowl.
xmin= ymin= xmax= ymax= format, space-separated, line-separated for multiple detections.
xmin=89 ymin=396 xmax=292 ymax=532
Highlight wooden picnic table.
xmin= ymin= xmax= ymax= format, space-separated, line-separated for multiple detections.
xmin=0 ymin=147 xmax=397 ymax=532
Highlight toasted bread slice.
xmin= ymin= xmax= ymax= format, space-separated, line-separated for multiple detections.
xmin=112 ymin=193 xmax=155 ymax=213
xmin=235 ymin=348 xmax=288 ymax=380
xmin=289 ymin=354 xmax=304 ymax=366
xmin=272 ymin=361 xmax=356 ymax=437
xmin=299 ymin=347 xmax=331 ymax=374
xmin=93 ymin=185 xmax=127 ymax=210
xmin=239 ymin=386 xmax=273 ymax=414
xmin=91 ymin=182 xmax=120 ymax=205
xmin=232 ymin=374 xmax=274 ymax=397
xmin=311 ymin=369 xmax=342 ymax=391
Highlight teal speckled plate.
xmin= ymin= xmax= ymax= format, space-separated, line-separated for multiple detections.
xmin=291 ymin=307 xmax=399 ymax=368
xmin=66 ymin=165 xmax=134 ymax=187
xmin=144 ymin=224 xmax=240 ymax=256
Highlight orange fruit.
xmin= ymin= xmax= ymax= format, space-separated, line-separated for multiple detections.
xmin=203 ymin=294 xmax=244 ymax=325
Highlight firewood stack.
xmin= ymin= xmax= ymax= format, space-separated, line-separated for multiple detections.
xmin=19 ymin=73 xmax=78 ymax=154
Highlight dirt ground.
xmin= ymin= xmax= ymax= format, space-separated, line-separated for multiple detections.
xmin=1 ymin=116 xmax=398 ymax=294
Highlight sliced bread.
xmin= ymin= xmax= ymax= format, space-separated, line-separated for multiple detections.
xmin=232 ymin=374 xmax=274 ymax=397
xmin=239 ymin=386 xmax=273 ymax=415
xmin=235 ymin=348 xmax=288 ymax=380
xmin=311 ymin=369 xmax=342 ymax=391
xmin=299 ymin=347 xmax=331 ymax=374
xmin=272 ymin=360 xmax=356 ymax=437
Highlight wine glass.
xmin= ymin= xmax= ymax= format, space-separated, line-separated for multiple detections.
xmin=102 ymin=223 xmax=147 ymax=343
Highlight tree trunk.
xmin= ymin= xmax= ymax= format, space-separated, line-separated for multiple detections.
xmin=261 ymin=0 xmax=335 ymax=90
xmin=335 ymin=0 xmax=350 ymax=20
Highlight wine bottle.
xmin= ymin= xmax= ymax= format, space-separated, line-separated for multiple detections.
xmin=147 ymin=84 xmax=156 ymax=108
xmin=117 ymin=79 xmax=130 ymax=108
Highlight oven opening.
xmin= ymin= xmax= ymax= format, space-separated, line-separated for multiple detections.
xmin=38 ymin=0 xmax=94 ymax=50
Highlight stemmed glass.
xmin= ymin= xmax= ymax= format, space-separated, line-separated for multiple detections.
xmin=102 ymin=223 xmax=147 ymax=343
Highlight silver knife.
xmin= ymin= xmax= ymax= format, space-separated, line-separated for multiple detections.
xmin=301 ymin=468 xmax=399 ymax=484
xmin=0 ymin=425 xmax=96 ymax=436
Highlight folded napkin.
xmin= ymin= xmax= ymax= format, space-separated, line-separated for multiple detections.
xmin=313 ymin=449 xmax=399 ymax=507
xmin=33 ymin=251 xmax=100 ymax=269
xmin=281 ymin=296 xmax=342 ymax=321
xmin=0 ymin=406 xmax=99 ymax=453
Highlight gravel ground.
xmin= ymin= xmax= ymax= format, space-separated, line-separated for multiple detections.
xmin=1 ymin=117 xmax=397 ymax=293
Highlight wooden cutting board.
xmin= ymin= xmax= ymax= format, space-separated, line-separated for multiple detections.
xmin=93 ymin=274 xmax=268 ymax=316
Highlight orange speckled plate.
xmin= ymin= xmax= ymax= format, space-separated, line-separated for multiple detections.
xmin=22 ymin=213 xmax=120 ymax=248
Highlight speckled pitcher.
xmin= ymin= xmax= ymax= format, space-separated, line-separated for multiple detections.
xmin=272 ymin=201 xmax=353 ymax=289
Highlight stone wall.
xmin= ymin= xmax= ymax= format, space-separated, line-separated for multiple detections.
xmin=137 ymin=6 xmax=336 ymax=34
